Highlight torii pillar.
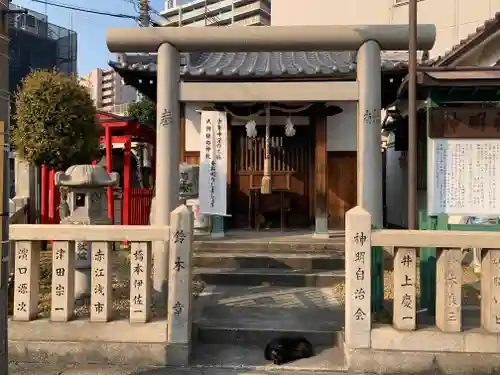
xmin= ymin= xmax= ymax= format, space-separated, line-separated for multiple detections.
xmin=106 ymin=23 xmax=435 ymax=308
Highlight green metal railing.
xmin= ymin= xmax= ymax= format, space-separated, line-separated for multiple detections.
xmin=371 ymin=225 xmax=384 ymax=313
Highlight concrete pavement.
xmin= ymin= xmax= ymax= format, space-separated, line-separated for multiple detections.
xmin=9 ymin=362 xmax=354 ymax=375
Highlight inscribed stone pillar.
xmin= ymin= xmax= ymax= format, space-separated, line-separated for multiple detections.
xmin=153 ymin=42 xmax=181 ymax=307
xmin=481 ymin=249 xmax=500 ymax=332
xmin=436 ymin=249 xmax=462 ymax=332
xmin=393 ymin=247 xmax=417 ymax=330
xmin=167 ymin=204 xmax=193 ymax=365
xmin=345 ymin=206 xmax=371 ymax=349
xmin=51 ymin=241 xmax=75 ymax=322
xmin=90 ymin=242 xmax=112 ymax=322
xmin=356 ymin=41 xmax=383 ymax=228
xmin=130 ymin=242 xmax=152 ymax=323
xmin=13 ymin=241 xmax=40 ymax=321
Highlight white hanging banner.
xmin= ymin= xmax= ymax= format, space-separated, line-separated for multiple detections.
xmin=199 ymin=110 xmax=228 ymax=216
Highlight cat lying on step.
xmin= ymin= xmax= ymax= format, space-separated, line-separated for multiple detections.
xmin=264 ymin=336 xmax=313 ymax=365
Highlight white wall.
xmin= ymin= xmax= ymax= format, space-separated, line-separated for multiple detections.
xmin=271 ymin=0 xmax=500 ymax=58
xmin=327 ymin=101 xmax=357 ymax=152
xmin=185 ymin=104 xmax=202 ymax=151
xmin=184 ymin=102 xmax=358 ymax=152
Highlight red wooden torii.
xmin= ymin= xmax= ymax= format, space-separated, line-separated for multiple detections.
xmin=41 ymin=111 xmax=156 ymax=226
xmin=95 ymin=111 xmax=156 ymax=225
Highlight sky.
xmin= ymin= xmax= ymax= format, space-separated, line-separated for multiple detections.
xmin=12 ymin=0 xmax=190 ymax=76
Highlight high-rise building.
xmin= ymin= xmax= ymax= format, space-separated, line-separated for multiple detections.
xmin=79 ymin=68 xmax=137 ymax=115
xmin=161 ymin=0 xmax=271 ymax=27
xmin=8 ymin=4 xmax=78 ymax=198
xmin=8 ymin=3 xmax=77 ymax=93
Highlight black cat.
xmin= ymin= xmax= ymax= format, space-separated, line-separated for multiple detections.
xmin=264 ymin=336 xmax=313 ymax=365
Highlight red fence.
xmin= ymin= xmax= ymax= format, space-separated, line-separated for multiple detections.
xmin=40 ymin=170 xmax=154 ymax=227
xmin=128 ymin=188 xmax=154 ymax=225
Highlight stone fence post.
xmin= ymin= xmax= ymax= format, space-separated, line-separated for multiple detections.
xmin=167 ymin=204 xmax=194 ymax=365
xmin=345 ymin=206 xmax=372 ymax=349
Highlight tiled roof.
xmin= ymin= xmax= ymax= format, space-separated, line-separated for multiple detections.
xmin=430 ymin=12 xmax=500 ymax=66
xmin=109 ymin=50 xmax=410 ymax=79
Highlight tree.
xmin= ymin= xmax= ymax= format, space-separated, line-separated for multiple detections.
xmin=11 ymin=69 xmax=101 ymax=170
xmin=126 ymin=95 xmax=156 ymax=126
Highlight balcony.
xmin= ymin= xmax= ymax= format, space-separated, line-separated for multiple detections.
xmin=162 ymin=0 xmax=269 ymax=26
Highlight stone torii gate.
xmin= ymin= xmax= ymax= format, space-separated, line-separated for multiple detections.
xmin=106 ymin=25 xmax=436 ymax=302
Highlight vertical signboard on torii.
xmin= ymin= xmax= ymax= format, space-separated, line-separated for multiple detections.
xmin=199 ymin=110 xmax=228 ymax=216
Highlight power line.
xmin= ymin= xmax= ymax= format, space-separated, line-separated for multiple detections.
xmin=29 ymin=0 xmax=139 ymax=20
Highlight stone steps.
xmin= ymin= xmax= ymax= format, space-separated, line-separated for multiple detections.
xmin=193 ymin=285 xmax=345 ymax=357
xmin=190 ymin=343 xmax=347 ymax=372
xmin=193 ymin=240 xmax=345 ymax=252
xmin=193 ymin=251 xmax=345 ymax=271
xmin=192 ymin=240 xmax=346 ymax=364
xmin=194 ymin=267 xmax=344 ymax=287
xmin=195 ymin=324 xmax=344 ymax=347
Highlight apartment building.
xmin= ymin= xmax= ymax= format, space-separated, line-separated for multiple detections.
xmin=9 ymin=3 xmax=77 ymax=93
xmin=79 ymin=68 xmax=137 ymax=114
xmin=271 ymin=0 xmax=500 ymax=58
xmin=161 ymin=0 xmax=271 ymax=27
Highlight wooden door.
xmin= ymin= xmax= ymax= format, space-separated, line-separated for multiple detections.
xmin=327 ymin=151 xmax=357 ymax=229
xmin=231 ymin=125 xmax=312 ymax=229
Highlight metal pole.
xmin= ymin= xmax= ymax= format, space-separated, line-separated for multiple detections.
xmin=0 ymin=1 xmax=9 ymax=372
xmin=408 ymin=0 xmax=418 ymax=229
xmin=139 ymin=0 xmax=150 ymax=27
xmin=231 ymin=0 xmax=234 ymax=25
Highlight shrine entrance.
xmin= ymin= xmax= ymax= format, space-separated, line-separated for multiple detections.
xmin=230 ymin=124 xmax=313 ymax=229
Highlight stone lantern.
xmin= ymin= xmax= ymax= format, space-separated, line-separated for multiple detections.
xmin=55 ymin=165 xmax=119 ymax=300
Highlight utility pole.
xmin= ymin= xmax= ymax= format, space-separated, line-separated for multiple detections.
xmin=0 ymin=0 xmax=9 ymax=373
xmin=204 ymin=0 xmax=207 ymax=26
xmin=139 ymin=0 xmax=150 ymax=27
xmin=408 ymin=0 xmax=417 ymax=229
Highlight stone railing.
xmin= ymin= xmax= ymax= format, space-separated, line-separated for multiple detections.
xmin=9 ymin=197 xmax=28 ymax=225
xmin=8 ymin=198 xmax=29 ymax=275
xmin=345 ymin=206 xmax=500 ymax=373
xmin=8 ymin=204 xmax=194 ymax=366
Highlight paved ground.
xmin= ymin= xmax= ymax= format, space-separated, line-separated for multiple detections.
xmin=8 ymin=362 xmax=351 ymax=375
xmin=196 ymin=284 xmax=344 ymax=332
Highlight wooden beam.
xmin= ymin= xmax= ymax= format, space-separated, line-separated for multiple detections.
xmin=313 ymin=109 xmax=328 ymax=235
xmin=180 ymin=81 xmax=359 ymax=102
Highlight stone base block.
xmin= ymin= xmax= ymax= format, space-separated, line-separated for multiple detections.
xmin=166 ymin=342 xmax=191 ymax=366
xmin=347 ymin=347 xmax=500 ymax=375
xmin=346 ymin=326 xmax=500 ymax=374
xmin=9 ymin=319 xmax=173 ymax=366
